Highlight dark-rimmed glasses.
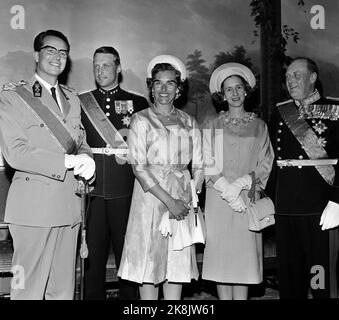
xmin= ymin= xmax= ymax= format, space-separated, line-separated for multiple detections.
xmin=40 ymin=45 xmax=69 ymax=59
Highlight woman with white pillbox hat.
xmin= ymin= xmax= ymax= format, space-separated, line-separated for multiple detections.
xmin=118 ymin=54 xmax=204 ymax=300
xmin=202 ymin=62 xmax=274 ymax=299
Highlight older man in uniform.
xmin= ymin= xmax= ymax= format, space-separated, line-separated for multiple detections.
xmin=268 ymin=57 xmax=339 ymax=299
xmin=79 ymin=46 xmax=148 ymax=300
xmin=0 ymin=29 xmax=95 ymax=299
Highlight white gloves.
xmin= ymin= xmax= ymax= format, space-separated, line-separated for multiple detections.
xmin=229 ymin=197 xmax=247 ymax=212
xmin=221 ymin=174 xmax=252 ymax=202
xmin=159 ymin=211 xmax=172 ymax=237
xmin=65 ymin=153 xmax=96 ymax=180
xmin=320 ymin=201 xmax=339 ymax=230
xmin=213 ymin=176 xmax=246 ymax=212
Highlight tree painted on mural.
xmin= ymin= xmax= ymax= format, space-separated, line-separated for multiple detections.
xmin=211 ymin=46 xmax=254 ymax=71
xmin=250 ymin=0 xmax=304 ymax=65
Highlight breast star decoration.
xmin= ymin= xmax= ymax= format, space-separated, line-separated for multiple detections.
xmin=312 ymin=120 xmax=328 ymax=135
xmin=122 ymin=115 xmax=131 ymax=127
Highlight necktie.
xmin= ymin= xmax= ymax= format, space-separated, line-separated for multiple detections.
xmin=51 ymin=87 xmax=62 ymax=113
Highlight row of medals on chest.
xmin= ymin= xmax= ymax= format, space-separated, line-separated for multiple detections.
xmin=103 ymin=95 xmax=134 ymax=127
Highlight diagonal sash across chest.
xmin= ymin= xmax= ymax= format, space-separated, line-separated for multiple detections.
xmin=278 ymin=102 xmax=335 ymax=185
xmin=15 ymin=86 xmax=78 ymax=154
xmin=79 ymin=91 xmax=128 ymax=150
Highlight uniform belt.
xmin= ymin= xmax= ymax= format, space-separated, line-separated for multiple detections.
xmin=277 ymin=159 xmax=337 ymax=167
xmin=91 ymin=147 xmax=129 ymax=155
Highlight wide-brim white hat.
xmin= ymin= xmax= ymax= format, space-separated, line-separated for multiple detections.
xmin=147 ymin=54 xmax=187 ymax=81
xmin=209 ymin=62 xmax=256 ymax=94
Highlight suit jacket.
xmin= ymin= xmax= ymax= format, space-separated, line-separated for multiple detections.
xmin=79 ymin=86 xmax=149 ymax=199
xmin=267 ymin=96 xmax=339 ymax=215
xmin=0 ymin=76 xmax=92 ymax=227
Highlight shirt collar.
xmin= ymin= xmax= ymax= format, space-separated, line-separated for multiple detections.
xmin=34 ymin=73 xmax=59 ymax=92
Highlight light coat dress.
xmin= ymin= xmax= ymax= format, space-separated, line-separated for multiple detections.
xmin=118 ymin=106 xmax=204 ymax=285
xmin=202 ymin=111 xmax=274 ymax=284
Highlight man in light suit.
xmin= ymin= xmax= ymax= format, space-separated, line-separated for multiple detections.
xmin=0 ymin=29 xmax=95 ymax=299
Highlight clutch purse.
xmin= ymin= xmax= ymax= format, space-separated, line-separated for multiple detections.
xmin=189 ymin=180 xmax=207 ymax=244
xmin=247 ymin=196 xmax=275 ymax=232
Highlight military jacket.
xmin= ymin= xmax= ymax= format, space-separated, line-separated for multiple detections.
xmin=268 ymin=96 xmax=339 ymax=215
xmin=0 ymin=76 xmax=92 ymax=227
xmin=79 ymin=86 xmax=149 ymax=199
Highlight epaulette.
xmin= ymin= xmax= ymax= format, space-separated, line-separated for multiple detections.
xmin=59 ymin=83 xmax=78 ymax=95
xmin=1 ymin=80 xmax=27 ymax=92
xmin=78 ymin=89 xmax=95 ymax=96
xmin=276 ymin=99 xmax=293 ymax=107
xmin=127 ymin=90 xmax=147 ymax=99
xmin=326 ymin=96 xmax=339 ymax=102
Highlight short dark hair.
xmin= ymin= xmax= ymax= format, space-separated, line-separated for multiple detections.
xmin=93 ymin=46 xmax=121 ymax=66
xmin=212 ymin=75 xmax=252 ymax=105
xmin=146 ymin=63 xmax=185 ymax=103
xmin=33 ymin=30 xmax=70 ymax=52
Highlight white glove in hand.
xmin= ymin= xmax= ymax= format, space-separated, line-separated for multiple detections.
xmin=213 ymin=176 xmax=229 ymax=193
xmin=221 ymin=174 xmax=252 ymax=202
xmin=65 ymin=154 xmax=96 ymax=180
xmin=320 ymin=201 xmax=339 ymax=230
xmin=159 ymin=211 xmax=172 ymax=237
xmin=228 ymin=196 xmax=247 ymax=213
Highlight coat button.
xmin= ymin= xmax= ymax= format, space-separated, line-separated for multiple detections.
xmin=279 ymin=122 xmax=283 ymax=126
xmin=299 ymin=155 xmax=303 ymax=159
xmin=40 ymin=123 xmax=44 ymax=127
xmin=25 ymin=177 xmax=29 ymax=181
xmin=278 ymin=156 xmax=282 ymax=160
xmin=106 ymin=105 xmax=110 ymax=109
xmin=106 ymin=112 xmax=110 ymax=116
xmin=57 ymin=175 xmax=61 ymax=179
xmin=278 ymin=129 xmax=282 ymax=134
xmin=277 ymin=138 xmax=280 ymax=142
xmin=277 ymin=147 xmax=281 ymax=151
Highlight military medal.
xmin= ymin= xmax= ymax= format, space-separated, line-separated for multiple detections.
xmin=312 ymin=120 xmax=328 ymax=135
xmin=115 ymin=101 xmax=122 ymax=114
xmin=122 ymin=115 xmax=131 ymax=127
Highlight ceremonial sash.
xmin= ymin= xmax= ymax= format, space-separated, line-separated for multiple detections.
xmin=79 ymin=92 xmax=128 ymax=150
xmin=278 ymin=102 xmax=335 ymax=185
xmin=15 ymin=86 xmax=78 ymax=154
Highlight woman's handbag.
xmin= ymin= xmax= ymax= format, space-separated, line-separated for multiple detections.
xmin=247 ymin=193 xmax=275 ymax=232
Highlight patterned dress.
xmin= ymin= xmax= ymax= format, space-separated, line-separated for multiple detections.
xmin=118 ymin=106 xmax=204 ymax=284
xmin=202 ymin=111 xmax=274 ymax=284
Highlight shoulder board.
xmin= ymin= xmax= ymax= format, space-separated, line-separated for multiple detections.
xmin=326 ymin=96 xmax=339 ymax=102
xmin=59 ymin=84 xmax=78 ymax=95
xmin=78 ymin=88 xmax=95 ymax=96
xmin=126 ymin=90 xmax=147 ymax=99
xmin=276 ymin=99 xmax=293 ymax=107
xmin=1 ymin=80 xmax=27 ymax=92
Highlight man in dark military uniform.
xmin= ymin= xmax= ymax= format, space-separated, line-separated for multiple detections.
xmin=268 ymin=57 xmax=339 ymax=299
xmin=79 ymin=46 xmax=149 ymax=300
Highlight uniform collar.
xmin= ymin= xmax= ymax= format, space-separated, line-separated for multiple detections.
xmin=98 ymin=84 xmax=119 ymax=95
xmin=294 ymin=89 xmax=321 ymax=107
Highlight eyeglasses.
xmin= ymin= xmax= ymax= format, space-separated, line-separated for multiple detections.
xmin=40 ymin=45 xmax=69 ymax=59
xmin=152 ymin=80 xmax=177 ymax=89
